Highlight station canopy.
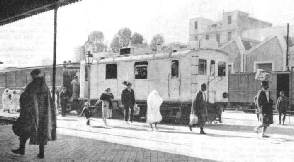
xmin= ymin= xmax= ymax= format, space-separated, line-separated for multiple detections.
xmin=0 ymin=0 xmax=81 ymax=26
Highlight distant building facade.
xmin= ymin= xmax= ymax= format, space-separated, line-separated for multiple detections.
xmin=189 ymin=10 xmax=272 ymax=47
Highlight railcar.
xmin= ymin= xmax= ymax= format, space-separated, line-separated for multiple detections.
xmin=80 ymin=48 xmax=229 ymax=123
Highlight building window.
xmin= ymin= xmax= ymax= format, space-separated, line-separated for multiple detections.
xmin=210 ymin=60 xmax=215 ymax=76
xmin=206 ymin=35 xmax=209 ymax=40
xmin=218 ymin=61 xmax=226 ymax=76
xmin=194 ymin=35 xmax=198 ymax=41
xmin=216 ymin=34 xmax=220 ymax=44
xmin=171 ymin=60 xmax=179 ymax=78
xmin=228 ymin=32 xmax=232 ymax=41
xmin=194 ymin=21 xmax=198 ymax=29
xmin=228 ymin=15 xmax=231 ymax=24
xmin=199 ymin=59 xmax=207 ymax=75
xmin=135 ymin=61 xmax=148 ymax=79
xmin=256 ymin=63 xmax=272 ymax=72
xmin=106 ymin=64 xmax=117 ymax=79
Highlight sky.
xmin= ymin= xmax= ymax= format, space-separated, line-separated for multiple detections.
xmin=0 ymin=0 xmax=294 ymax=68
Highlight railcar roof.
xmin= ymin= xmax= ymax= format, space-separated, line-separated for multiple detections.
xmin=97 ymin=48 xmax=228 ymax=63
xmin=0 ymin=62 xmax=79 ymax=73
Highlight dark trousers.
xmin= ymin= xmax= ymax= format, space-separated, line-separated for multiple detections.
xmin=124 ymin=105 xmax=134 ymax=122
xmin=18 ymin=135 xmax=44 ymax=155
xmin=61 ymin=103 xmax=67 ymax=116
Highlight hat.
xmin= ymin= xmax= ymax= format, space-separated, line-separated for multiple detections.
xmin=30 ymin=69 xmax=41 ymax=76
xmin=105 ymin=88 xmax=111 ymax=92
xmin=122 ymin=81 xmax=132 ymax=86
xmin=201 ymin=83 xmax=206 ymax=88
xmin=261 ymin=81 xmax=269 ymax=86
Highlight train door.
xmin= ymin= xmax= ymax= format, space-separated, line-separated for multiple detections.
xmin=276 ymin=73 xmax=289 ymax=98
xmin=169 ymin=60 xmax=180 ymax=100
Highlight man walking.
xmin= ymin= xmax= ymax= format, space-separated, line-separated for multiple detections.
xmin=254 ymin=81 xmax=273 ymax=138
xmin=60 ymin=87 xmax=69 ymax=117
xmin=276 ymin=91 xmax=288 ymax=125
xmin=121 ymin=81 xmax=135 ymax=124
xmin=189 ymin=83 xmax=207 ymax=134
xmin=12 ymin=69 xmax=56 ymax=159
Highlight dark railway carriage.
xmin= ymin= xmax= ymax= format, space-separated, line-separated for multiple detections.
xmin=0 ymin=63 xmax=80 ymax=108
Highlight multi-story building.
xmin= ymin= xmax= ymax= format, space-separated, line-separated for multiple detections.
xmin=189 ymin=10 xmax=272 ymax=47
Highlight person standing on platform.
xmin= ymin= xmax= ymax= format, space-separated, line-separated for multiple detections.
xmin=12 ymin=69 xmax=56 ymax=159
xmin=121 ymin=81 xmax=135 ymax=124
xmin=189 ymin=83 xmax=207 ymax=135
xmin=146 ymin=90 xmax=163 ymax=131
xmin=276 ymin=91 xmax=288 ymax=125
xmin=254 ymin=81 xmax=273 ymax=138
xmin=60 ymin=87 xmax=69 ymax=117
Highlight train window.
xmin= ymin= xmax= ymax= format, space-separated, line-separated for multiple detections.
xmin=218 ymin=61 xmax=226 ymax=76
xmin=134 ymin=61 xmax=148 ymax=79
xmin=26 ymin=72 xmax=31 ymax=83
xmin=106 ymin=64 xmax=117 ymax=79
xmin=210 ymin=60 xmax=215 ymax=76
xmin=198 ymin=59 xmax=207 ymax=75
xmin=171 ymin=60 xmax=179 ymax=78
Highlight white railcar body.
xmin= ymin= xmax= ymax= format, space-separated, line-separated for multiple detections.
xmin=80 ymin=49 xmax=229 ymax=105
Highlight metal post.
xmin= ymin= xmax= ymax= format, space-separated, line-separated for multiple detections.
xmin=53 ymin=6 xmax=58 ymax=108
xmin=88 ymin=65 xmax=91 ymax=104
xmin=286 ymin=23 xmax=289 ymax=70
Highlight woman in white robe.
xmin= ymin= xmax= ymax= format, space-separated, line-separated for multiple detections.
xmin=146 ymin=90 xmax=163 ymax=130
xmin=2 ymin=88 xmax=11 ymax=111
xmin=11 ymin=90 xmax=20 ymax=112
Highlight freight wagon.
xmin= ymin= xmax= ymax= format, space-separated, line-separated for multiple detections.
xmin=228 ymin=71 xmax=294 ymax=113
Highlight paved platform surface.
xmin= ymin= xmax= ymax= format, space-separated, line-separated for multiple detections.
xmin=1 ymin=125 xmax=213 ymax=162
xmin=1 ymin=110 xmax=294 ymax=162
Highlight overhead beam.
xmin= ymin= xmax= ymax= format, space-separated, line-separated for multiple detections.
xmin=0 ymin=0 xmax=81 ymax=26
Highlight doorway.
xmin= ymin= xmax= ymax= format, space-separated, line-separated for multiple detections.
xmin=277 ymin=74 xmax=289 ymax=98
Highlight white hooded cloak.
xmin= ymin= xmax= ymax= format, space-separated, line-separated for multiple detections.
xmin=2 ymin=88 xmax=11 ymax=110
xmin=146 ymin=90 xmax=163 ymax=124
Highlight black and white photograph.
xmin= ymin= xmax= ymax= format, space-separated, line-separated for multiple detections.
xmin=0 ymin=0 xmax=294 ymax=161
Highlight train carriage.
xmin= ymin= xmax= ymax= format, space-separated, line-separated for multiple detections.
xmin=0 ymin=63 xmax=80 ymax=110
xmin=80 ymin=48 xmax=229 ymax=123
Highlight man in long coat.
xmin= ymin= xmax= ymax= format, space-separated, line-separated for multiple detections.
xmin=254 ymin=81 xmax=273 ymax=138
xmin=60 ymin=87 xmax=69 ymax=117
xmin=189 ymin=83 xmax=207 ymax=134
xmin=121 ymin=81 xmax=135 ymax=123
xmin=12 ymin=69 xmax=56 ymax=159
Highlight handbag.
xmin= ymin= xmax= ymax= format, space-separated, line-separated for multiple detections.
xmin=189 ymin=114 xmax=198 ymax=125
xmin=12 ymin=118 xmax=31 ymax=137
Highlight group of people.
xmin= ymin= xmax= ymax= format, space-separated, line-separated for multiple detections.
xmin=2 ymin=88 xmax=21 ymax=112
xmin=79 ymin=81 xmax=163 ymax=131
xmin=253 ymin=80 xmax=290 ymax=138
